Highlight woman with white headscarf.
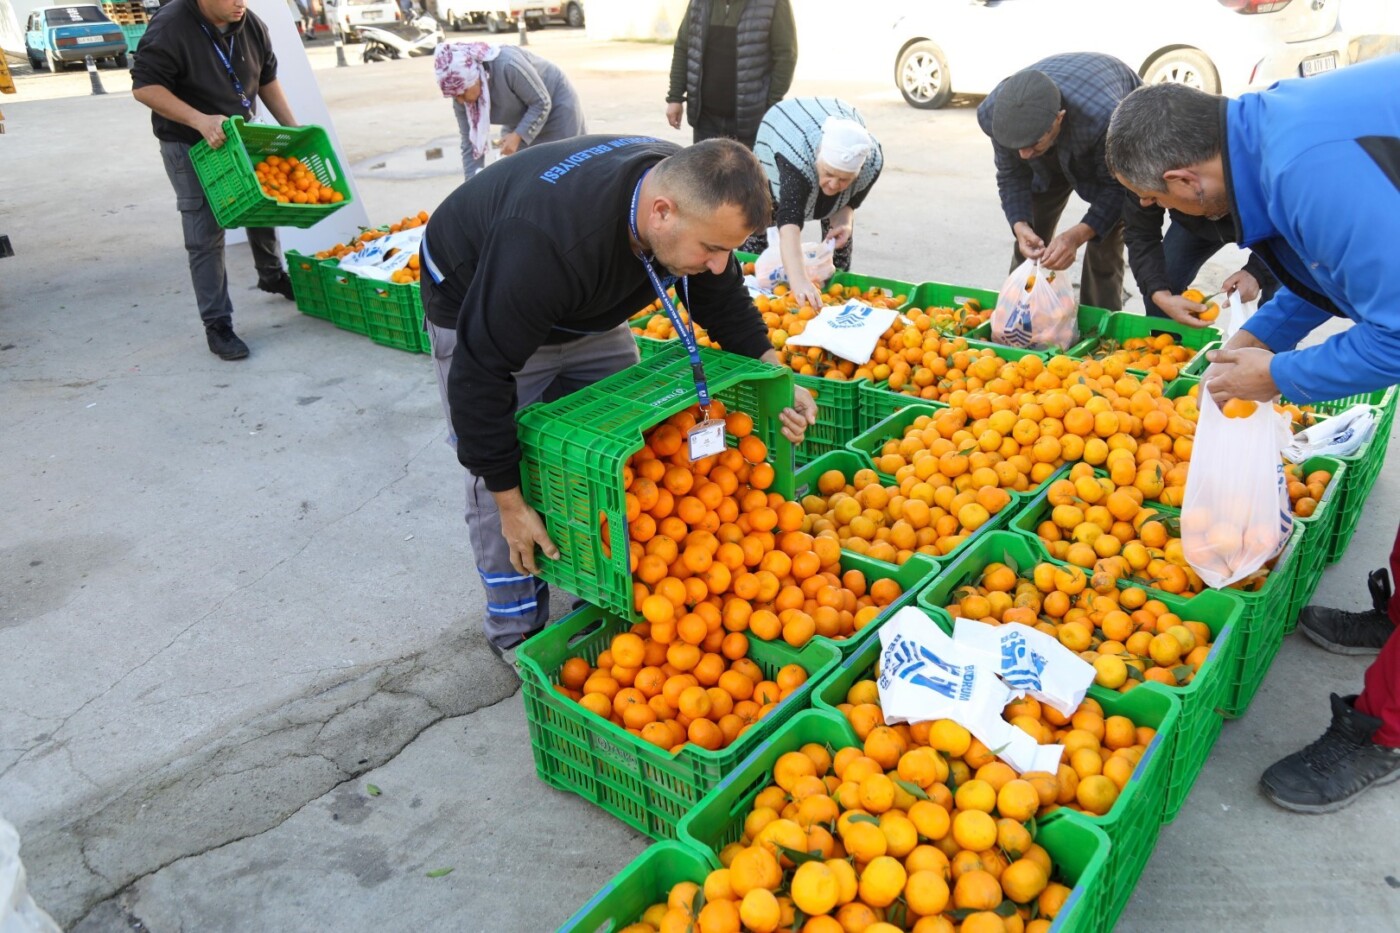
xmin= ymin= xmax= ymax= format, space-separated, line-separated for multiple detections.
xmin=751 ymin=97 xmax=884 ymax=309
xmin=434 ymin=41 xmax=588 ymax=179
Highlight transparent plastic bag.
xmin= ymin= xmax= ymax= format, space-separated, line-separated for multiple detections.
xmin=1 ymin=817 xmax=61 ymax=933
xmin=752 ymin=228 xmax=836 ymax=292
xmin=992 ymin=259 xmax=1079 ymax=350
xmin=1181 ymin=392 xmax=1294 ymax=588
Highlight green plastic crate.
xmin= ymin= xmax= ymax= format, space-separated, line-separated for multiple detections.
xmin=517 ymin=604 xmax=839 ymax=842
xmin=285 ymin=249 xmax=331 ymax=320
xmin=914 ymin=530 xmax=1238 ymax=824
xmin=845 ymin=401 xmax=949 ymax=471
xmin=902 ymin=280 xmax=1001 ymax=322
xmin=555 ymin=840 xmax=712 ymax=933
xmin=188 ymin=116 xmax=353 ymax=229
xmin=1065 ymin=312 xmax=1220 ymax=380
xmin=790 ymin=448 xmax=1017 ymax=576
xmin=825 ymin=270 xmax=916 ymax=305
xmin=516 ymin=344 xmax=793 ymax=622
xmin=319 ymin=260 xmax=369 ymax=336
xmin=803 ymin=551 xmax=942 ymax=658
xmin=676 ymin=708 xmax=1118 ymax=933
xmin=1001 ymin=472 xmax=1303 ymax=720
xmin=792 ymin=371 xmax=863 ymax=467
xmin=355 ymin=277 xmax=429 ymax=354
xmin=120 ymin=22 xmax=146 ymax=51
xmin=858 ymin=342 xmax=1049 ymax=432
xmin=1283 ymin=455 xmax=1347 ymax=632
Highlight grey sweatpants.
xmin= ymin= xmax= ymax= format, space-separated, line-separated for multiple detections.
xmin=159 ymin=139 xmax=283 ymax=326
xmin=426 ymin=319 xmax=639 ymax=649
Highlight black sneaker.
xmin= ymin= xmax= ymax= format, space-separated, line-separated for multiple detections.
xmin=257 ymin=271 xmax=295 ymax=300
xmin=205 ymin=320 xmax=249 ymax=360
xmin=1298 ymin=568 xmax=1394 ymax=656
xmin=1260 ymin=693 xmax=1400 ymax=813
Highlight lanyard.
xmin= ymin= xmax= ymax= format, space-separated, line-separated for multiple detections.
xmin=629 ymin=171 xmax=711 ymax=416
xmin=197 ymin=21 xmax=252 ymax=114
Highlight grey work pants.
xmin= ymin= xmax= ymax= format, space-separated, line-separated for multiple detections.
xmin=159 ymin=139 xmax=283 ymax=326
xmin=1010 ymin=167 xmax=1125 ymax=312
xmin=426 ymin=319 xmax=640 ymax=649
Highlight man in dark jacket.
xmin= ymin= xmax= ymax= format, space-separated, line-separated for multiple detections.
xmin=978 ymin=53 xmax=1139 ymax=311
xmin=420 ymin=136 xmax=816 ymax=658
xmin=1123 ymin=196 xmax=1276 ymax=324
xmin=664 ymin=0 xmax=797 ymax=149
xmin=132 ymin=0 xmax=298 ymax=361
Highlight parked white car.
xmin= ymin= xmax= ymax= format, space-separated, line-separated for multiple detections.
xmin=890 ymin=0 xmax=1400 ymax=109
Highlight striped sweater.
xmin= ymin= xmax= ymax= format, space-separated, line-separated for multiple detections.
xmin=754 ymin=97 xmax=883 ymax=226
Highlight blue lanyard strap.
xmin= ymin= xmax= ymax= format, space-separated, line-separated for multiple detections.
xmin=629 ymin=172 xmax=712 ymax=414
xmin=197 ymin=21 xmax=252 ymax=113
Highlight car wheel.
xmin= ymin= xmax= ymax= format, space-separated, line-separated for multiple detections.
xmin=1143 ymin=48 xmax=1220 ymax=94
xmin=566 ymin=2 xmax=583 ymax=27
xmin=448 ymin=12 xmax=461 ymax=30
xmin=115 ymin=51 xmax=130 ymax=68
xmin=26 ymin=48 xmax=40 ymax=69
xmin=895 ymin=40 xmax=953 ymax=110
xmin=526 ymin=15 xmax=543 ymax=29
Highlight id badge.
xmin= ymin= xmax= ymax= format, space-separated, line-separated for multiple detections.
xmin=687 ymin=419 xmax=727 ymax=461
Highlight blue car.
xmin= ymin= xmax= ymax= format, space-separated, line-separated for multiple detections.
xmin=25 ymin=4 xmax=129 ymax=71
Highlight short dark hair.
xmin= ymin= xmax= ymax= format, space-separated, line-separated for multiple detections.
xmin=1106 ymin=83 xmax=1224 ymax=192
xmin=653 ymin=139 xmax=772 ymax=231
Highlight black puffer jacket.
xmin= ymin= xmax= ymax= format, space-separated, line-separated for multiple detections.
xmin=667 ymin=0 xmax=797 ymax=143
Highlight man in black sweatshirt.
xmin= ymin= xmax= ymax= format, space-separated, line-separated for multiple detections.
xmin=132 ymin=0 xmax=298 ymax=360
xmin=1122 ymin=193 xmax=1276 ymax=325
xmin=420 ymin=135 xmax=816 ymax=657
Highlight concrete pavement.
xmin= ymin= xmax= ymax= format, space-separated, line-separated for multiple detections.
xmin=1 ymin=30 xmax=1396 ymax=932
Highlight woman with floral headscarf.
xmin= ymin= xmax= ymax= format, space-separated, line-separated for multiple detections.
xmin=434 ymin=40 xmax=588 ymax=179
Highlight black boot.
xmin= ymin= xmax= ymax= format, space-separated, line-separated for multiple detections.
xmin=257 ymin=271 xmax=295 ymax=300
xmin=1298 ymin=568 xmax=1394 ymax=655
xmin=1260 ymin=693 xmax=1400 ymax=813
xmin=205 ymin=319 xmax=249 ymax=360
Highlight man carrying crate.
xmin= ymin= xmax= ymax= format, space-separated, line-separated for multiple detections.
xmin=420 ymin=135 xmax=817 ymax=660
xmin=1106 ymin=59 xmax=1400 ymax=814
xmin=131 ymin=0 xmax=299 ymax=360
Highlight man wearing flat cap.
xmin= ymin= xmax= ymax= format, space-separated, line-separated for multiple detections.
xmin=977 ymin=53 xmax=1141 ymax=311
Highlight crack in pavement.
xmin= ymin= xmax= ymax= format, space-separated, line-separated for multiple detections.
xmin=21 ymin=624 xmax=521 ymax=927
xmin=74 ymin=682 xmax=524 ymax=931
xmin=0 ymin=441 xmax=440 ymax=784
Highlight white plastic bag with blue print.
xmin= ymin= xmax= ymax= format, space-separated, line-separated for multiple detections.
xmin=951 ymin=618 xmax=1095 ymax=718
xmin=1283 ymin=404 xmax=1377 ymax=462
xmin=875 ymin=608 xmax=1064 ymax=774
xmin=992 ymin=258 xmax=1079 ymax=350
xmin=1182 ymin=390 xmax=1294 ymax=589
xmin=337 ymin=228 xmax=424 ymax=282
xmin=785 ymin=299 xmax=899 ymax=364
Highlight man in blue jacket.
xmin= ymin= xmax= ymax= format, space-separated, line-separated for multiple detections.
xmin=1106 ymin=59 xmax=1400 ymax=815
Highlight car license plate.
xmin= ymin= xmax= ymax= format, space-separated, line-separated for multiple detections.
xmin=77 ymin=35 xmax=102 ymax=43
xmin=363 ymin=10 xmax=381 ymax=18
xmin=1300 ymin=53 xmax=1337 ymax=77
